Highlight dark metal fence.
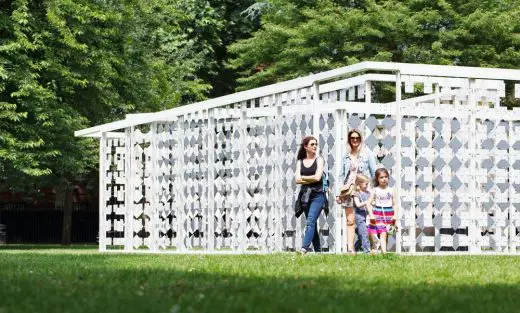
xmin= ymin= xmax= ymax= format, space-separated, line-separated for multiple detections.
xmin=0 ymin=209 xmax=98 ymax=244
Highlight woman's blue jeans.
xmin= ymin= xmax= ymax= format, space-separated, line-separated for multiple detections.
xmin=302 ymin=192 xmax=325 ymax=252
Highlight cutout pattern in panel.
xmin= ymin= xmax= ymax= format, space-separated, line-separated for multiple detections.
xmin=104 ymin=138 xmax=126 ymax=249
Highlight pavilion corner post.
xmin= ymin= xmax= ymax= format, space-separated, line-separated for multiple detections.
xmin=124 ymin=127 xmax=134 ymax=251
xmin=395 ymin=71 xmax=403 ymax=254
xmin=99 ymin=132 xmax=107 ymax=252
xmin=176 ymin=116 xmax=186 ymax=252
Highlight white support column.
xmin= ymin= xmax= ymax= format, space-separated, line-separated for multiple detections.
xmin=207 ymin=109 xmax=215 ymax=252
xmin=395 ymin=72 xmax=403 ymax=254
xmin=312 ymin=83 xmax=320 ymax=141
xmin=365 ymin=81 xmax=372 ymax=105
xmin=468 ymin=79 xmax=478 ymax=253
xmin=410 ymin=122 xmax=417 ymax=253
xmin=334 ymin=109 xmax=345 ymax=253
xmin=434 ymin=83 xmax=441 ymax=107
xmin=176 ymin=116 xmax=186 ymax=252
xmin=150 ymin=122 xmax=158 ymax=252
xmin=99 ymin=133 xmax=107 ymax=252
xmin=311 ymin=82 xmax=323 ymax=251
xmin=124 ymin=127 xmax=134 ymax=251
xmin=508 ymin=119 xmax=514 ymax=253
xmin=239 ymin=109 xmax=248 ymax=253
xmin=275 ymin=105 xmax=283 ymax=252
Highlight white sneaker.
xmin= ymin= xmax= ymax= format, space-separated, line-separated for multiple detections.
xmin=297 ymin=247 xmax=312 ymax=255
xmin=296 ymin=248 xmax=306 ymax=255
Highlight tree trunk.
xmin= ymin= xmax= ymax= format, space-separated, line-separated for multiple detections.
xmin=57 ymin=184 xmax=74 ymax=246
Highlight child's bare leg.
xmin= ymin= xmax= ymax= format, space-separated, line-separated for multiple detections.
xmin=369 ymin=234 xmax=379 ymax=252
xmin=345 ymin=207 xmax=355 ymax=253
xmin=380 ymin=232 xmax=387 ymax=253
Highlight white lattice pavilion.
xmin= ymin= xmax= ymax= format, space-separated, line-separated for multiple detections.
xmin=76 ymin=62 xmax=520 ymax=255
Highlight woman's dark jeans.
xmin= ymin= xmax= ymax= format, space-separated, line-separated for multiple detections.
xmin=302 ymin=192 xmax=325 ymax=252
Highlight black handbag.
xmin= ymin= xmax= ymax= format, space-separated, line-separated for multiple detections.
xmin=322 ymin=194 xmax=329 ymax=216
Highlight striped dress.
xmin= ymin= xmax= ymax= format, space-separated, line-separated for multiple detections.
xmin=368 ymin=186 xmax=394 ymax=235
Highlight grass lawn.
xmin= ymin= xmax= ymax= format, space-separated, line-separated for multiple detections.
xmin=1 ymin=246 xmax=520 ymax=313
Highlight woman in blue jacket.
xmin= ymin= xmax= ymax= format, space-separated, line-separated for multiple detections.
xmin=336 ymin=129 xmax=377 ymax=254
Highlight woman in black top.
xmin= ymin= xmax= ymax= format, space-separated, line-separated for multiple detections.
xmin=295 ymin=136 xmax=325 ymax=253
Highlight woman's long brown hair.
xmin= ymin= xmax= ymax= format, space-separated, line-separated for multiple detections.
xmin=297 ymin=136 xmax=317 ymax=160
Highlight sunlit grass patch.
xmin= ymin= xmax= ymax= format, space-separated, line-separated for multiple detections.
xmin=1 ymin=248 xmax=519 ymax=313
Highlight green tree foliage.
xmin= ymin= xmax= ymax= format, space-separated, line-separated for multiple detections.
xmin=205 ymin=0 xmax=259 ymax=96
xmin=229 ymin=0 xmax=520 ymax=91
xmin=1 ymin=0 xmax=224 ymax=185
xmin=0 ymin=0 xmax=224 ymax=243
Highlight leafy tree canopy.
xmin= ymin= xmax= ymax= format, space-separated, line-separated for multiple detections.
xmin=0 ymin=0 xmax=226 ymax=191
xmin=229 ymin=0 xmax=520 ymax=91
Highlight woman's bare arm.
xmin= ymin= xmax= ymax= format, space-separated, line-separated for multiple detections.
xmin=295 ymin=160 xmax=304 ymax=184
xmin=299 ymin=157 xmax=324 ymax=183
xmin=366 ymin=193 xmax=375 ymax=217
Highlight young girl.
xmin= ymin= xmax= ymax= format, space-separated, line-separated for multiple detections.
xmin=352 ymin=174 xmax=371 ymax=254
xmin=367 ymin=168 xmax=398 ymax=254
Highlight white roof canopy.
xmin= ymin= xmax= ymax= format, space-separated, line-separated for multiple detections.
xmin=75 ymin=61 xmax=520 ymax=137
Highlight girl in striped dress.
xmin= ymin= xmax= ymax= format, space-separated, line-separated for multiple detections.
xmin=367 ymin=168 xmax=398 ymax=254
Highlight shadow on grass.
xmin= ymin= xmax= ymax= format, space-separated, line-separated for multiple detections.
xmin=0 ymin=244 xmax=96 ymax=250
xmin=1 ymin=254 xmax=519 ymax=313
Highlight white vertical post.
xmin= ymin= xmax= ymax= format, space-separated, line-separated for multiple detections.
xmin=468 ymin=79 xmax=478 ymax=253
xmin=395 ymin=72 xmax=403 ymax=254
xmin=334 ymin=109 xmax=345 ymax=253
xmin=99 ymin=133 xmax=107 ymax=252
xmin=207 ymin=109 xmax=215 ymax=252
xmin=410 ymin=121 xmax=417 ymax=253
xmin=311 ymin=83 xmax=322 ymax=251
xmin=312 ymin=83 xmax=320 ymax=141
xmin=150 ymin=122 xmax=158 ymax=252
xmin=275 ymin=105 xmax=283 ymax=252
xmin=239 ymin=109 xmax=248 ymax=253
xmin=363 ymin=81 xmax=372 ymax=253
xmin=124 ymin=127 xmax=134 ymax=251
xmin=434 ymin=83 xmax=441 ymax=107
xmin=365 ymin=81 xmax=372 ymax=105
xmin=508 ymin=119 xmax=514 ymax=253
xmin=176 ymin=116 xmax=186 ymax=252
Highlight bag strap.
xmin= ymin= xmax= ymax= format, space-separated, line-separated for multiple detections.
xmin=321 ymin=156 xmax=329 ymax=192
